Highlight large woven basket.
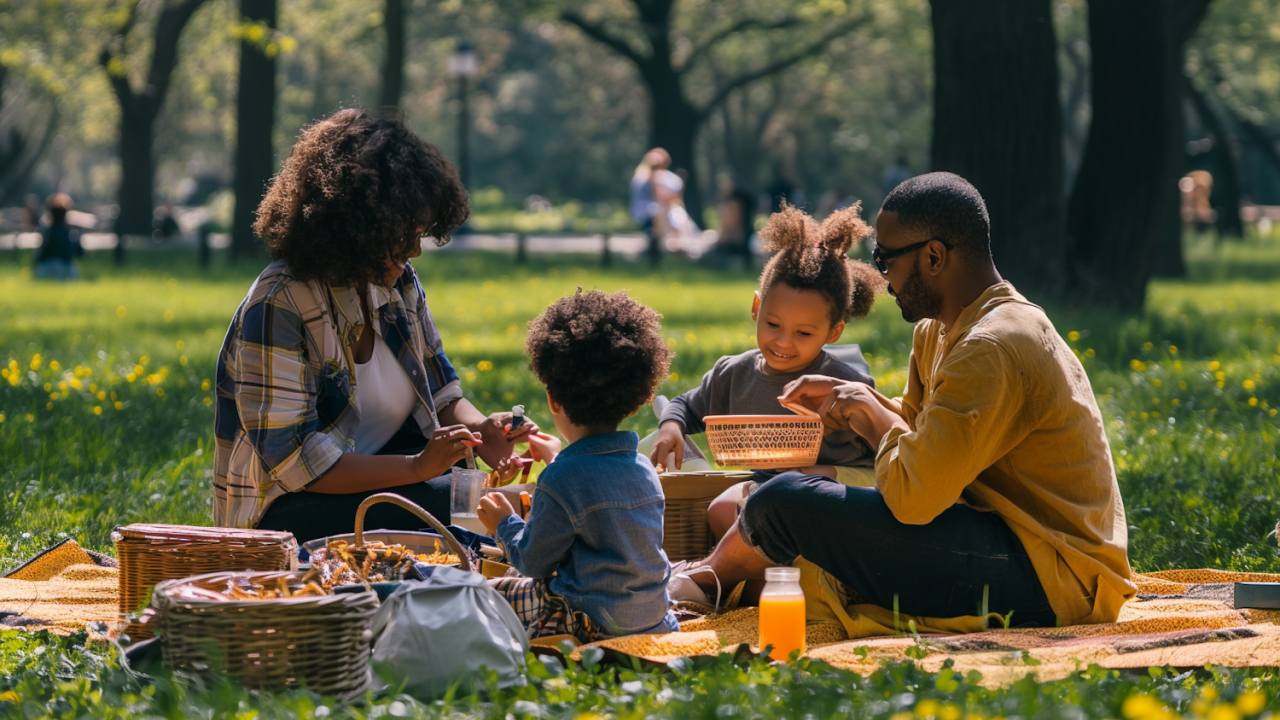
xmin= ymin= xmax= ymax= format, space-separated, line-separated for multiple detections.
xmin=115 ymin=524 xmax=297 ymax=639
xmin=151 ymin=571 xmax=377 ymax=701
xmin=660 ymin=471 xmax=755 ymax=561
xmin=704 ymin=415 xmax=823 ymax=469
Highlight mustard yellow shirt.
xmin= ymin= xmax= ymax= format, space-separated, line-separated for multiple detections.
xmin=876 ymin=282 xmax=1136 ymax=625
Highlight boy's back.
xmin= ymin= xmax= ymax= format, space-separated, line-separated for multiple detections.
xmin=497 ymin=431 xmax=676 ymax=637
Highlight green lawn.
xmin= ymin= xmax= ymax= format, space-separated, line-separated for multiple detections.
xmin=1 ymin=236 xmax=1279 ymax=717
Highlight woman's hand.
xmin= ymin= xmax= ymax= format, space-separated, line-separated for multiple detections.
xmin=478 ymin=491 xmax=517 ymax=535
xmin=649 ymin=421 xmax=686 ymax=471
xmin=412 ymin=425 xmax=482 ymax=481
xmin=478 ymin=411 xmax=543 ymax=482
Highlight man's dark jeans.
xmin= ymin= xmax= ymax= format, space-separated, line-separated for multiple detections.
xmin=739 ymin=472 xmax=1058 ymax=627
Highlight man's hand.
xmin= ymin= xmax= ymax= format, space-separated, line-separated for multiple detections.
xmin=649 ymin=421 xmax=686 ymax=471
xmin=781 ymin=376 xmax=909 ymax=447
xmin=478 ymin=491 xmax=517 ymax=535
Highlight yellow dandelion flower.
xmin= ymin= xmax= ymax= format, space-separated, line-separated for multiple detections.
xmin=1130 ymin=359 xmax=1147 ymax=372
xmin=1209 ymin=703 xmax=1242 ymax=720
xmin=203 ymin=397 xmax=213 ymax=406
xmin=1171 ymin=399 xmax=1180 ymax=406
xmin=93 ymin=406 xmax=102 ymax=415
xmin=43 ymin=382 xmax=52 ymax=392
xmin=179 ymin=356 xmax=187 ymax=366
xmin=1179 ymin=381 xmax=1187 ymax=390
xmin=1153 ymin=379 xmax=1161 ymax=387
xmin=49 ymin=360 xmax=60 ymax=371
xmin=114 ymin=401 xmax=123 ymax=410
xmin=1086 ymin=348 xmax=1096 ymax=357
xmin=97 ymin=391 xmax=106 ymax=400
xmin=30 ymin=354 xmax=42 ymax=370
xmin=57 ymin=381 xmax=67 ymax=391
xmin=504 ymin=391 xmax=516 ymax=401
xmin=1217 ymin=381 xmax=1225 ymax=389
xmin=477 ymin=360 xmax=494 ymax=371
xmin=0 ymin=413 xmax=4 ymax=423
xmin=1236 ymin=691 xmax=1266 ymax=716
xmin=1211 ymin=360 xmax=1221 ymax=371
xmin=1067 ymin=331 xmax=1080 ymax=342
xmin=176 ymin=340 xmax=185 ymax=350
xmin=1174 ymin=361 xmax=1182 ymax=370
xmin=163 ymin=310 xmax=174 ymax=322
xmin=915 ymin=699 xmax=940 ymax=719
xmin=201 ymin=380 xmax=211 ymax=391
xmin=1215 ymin=371 xmax=1226 ymax=381
xmin=1168 ymin=345 xmax=1178 ymax=355
xmin=1122 ymin=693 xmax=1166 ymax=720
xmin=69 ymin=378 xmax=82 ymax=390
xmin=686 ymin=333 xmax=698 ymax=344
xmin=1152 ymin=398 xmax=1160 ymax=405
xmin=1143 ymin=341 xmax=1153 ymax=351
xmin=1249 ymin=397 xmax=1258 ymax=406
xmin=116 ymin=306 xmax=127 ymax=317
xmin=465 ymin=371 xmax=477 ymax=382
xmin=126 ymin=373 xmax=137 ymax=383
xmin=25 ymin=414 xmax=34 ymax=422
xmin=45 ymin=402 xmax=52 ymax=410
xmin=1243 ymin=379 xmax=1256 ymax=390
xmin=1149 ymin=428 xmax=1158 ymax=436
xmin=1270 ymin=408 xmax=1277 ymax=417
xmin=669 ymin=373 xmax=679 ymax=382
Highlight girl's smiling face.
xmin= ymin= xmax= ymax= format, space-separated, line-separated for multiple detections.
xmin=753 ymin=283 xmax=846 ymax=374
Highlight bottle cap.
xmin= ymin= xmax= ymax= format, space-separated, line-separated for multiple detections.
xmin=512 ymin=405 xmax=525 ymax=416
xmin=764 ymin=567 xmax=800 ymax=583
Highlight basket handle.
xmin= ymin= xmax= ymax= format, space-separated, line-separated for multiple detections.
xmin=353 ymin=493 xmax=473 ymax=573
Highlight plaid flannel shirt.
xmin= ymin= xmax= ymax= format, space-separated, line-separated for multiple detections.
xmin=213 ymin=260 xmax=462 ymax=528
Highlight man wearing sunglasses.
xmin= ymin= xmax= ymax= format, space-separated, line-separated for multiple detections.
xmin=680 ymin=172 xmax=1135 ymax=630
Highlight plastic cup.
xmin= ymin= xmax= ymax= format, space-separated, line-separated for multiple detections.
xmin=450 ymin=468 xmax=488 ymax=519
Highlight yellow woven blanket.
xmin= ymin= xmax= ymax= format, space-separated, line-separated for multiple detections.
xmin=1 ymin=539 xmax=120 ymax=634
xmin=575 ymin=567 xmax=1280 ymax=686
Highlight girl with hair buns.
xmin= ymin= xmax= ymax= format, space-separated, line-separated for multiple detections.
xmin=653 ymin=202 xmax=887 ymax=553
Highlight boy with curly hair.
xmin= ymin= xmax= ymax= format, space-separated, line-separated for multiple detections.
xmin=478 ymin=289 xmax=679 ymax=641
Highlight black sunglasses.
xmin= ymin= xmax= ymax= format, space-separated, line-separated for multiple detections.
xmin=871 ymin=237 xmax=954 ymax=274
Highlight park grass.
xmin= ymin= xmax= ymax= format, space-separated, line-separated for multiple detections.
xmin=0 ymin=236 xmax=1279 ymax=717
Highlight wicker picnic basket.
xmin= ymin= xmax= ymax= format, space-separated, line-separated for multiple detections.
xmin=150 ymin=571 xmax=378 ymax=700
xmin=659 ymin=471 xmax=755 ymax=561
xmin=114 ymin=523 xmax=297 ymax=639
xmin=703 ymin=415 xmax=824 ymax=469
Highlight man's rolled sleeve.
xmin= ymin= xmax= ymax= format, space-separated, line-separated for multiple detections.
xmin=876 ymin=339 xmax=1026 ymax=525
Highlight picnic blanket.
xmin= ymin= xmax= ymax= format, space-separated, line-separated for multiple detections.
xmin=0 ymin=539 xmax=120 ymax=634
xmin=576 ymin=565 xmax=1280 ymax=685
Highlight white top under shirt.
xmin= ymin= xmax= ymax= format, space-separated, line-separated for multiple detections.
xmin=352 ymin=332 xmax=418 ymax=455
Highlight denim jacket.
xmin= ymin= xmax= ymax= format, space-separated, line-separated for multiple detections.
xmin=495 ymin=432 xmax=678 ymax=636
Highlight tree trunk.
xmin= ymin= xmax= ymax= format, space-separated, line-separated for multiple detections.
xmin=930 ymin=0 xmax=1065 ymax=299
xmin=231 ymin=0 xmax=278 ymax=261
xmin=649 ymin=85 xmax=705 ymax=227
xmin=379 ymin=0 xmax=405 ymax=109
xmin=116 ymin=104 xmax=156 ymax=237
xmin=1066 ymin=0 xmax=1208 ymax=310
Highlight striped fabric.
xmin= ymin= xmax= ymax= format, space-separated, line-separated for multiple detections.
xmin=213 ymin=260 xmax=462 ymax=528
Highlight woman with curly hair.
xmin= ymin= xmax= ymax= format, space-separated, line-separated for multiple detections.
xmin=213 ymin=108 xmax=535 ymax=541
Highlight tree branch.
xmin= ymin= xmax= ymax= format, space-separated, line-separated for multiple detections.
xmin=560 ymin=11 xmax=649 ymax=68
xmin=99 ymin=0 xmax=145 ymax=106
xmin=679 ymin=15 xmax=802 ymax=72
xmin=145 ymin=0 xmax=209 ymax=109
xmin=697 ymin=13 xmax=870 ymax=117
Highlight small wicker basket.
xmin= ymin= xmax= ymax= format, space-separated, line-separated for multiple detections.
xmin=114 ymin=524 xmax=297 ymax=639
xmin=660 ymin=471 xmax=755 ymax=561
xmin=151 ymin=571 xmax=378 ymax=701
xmin=703 ymin=415 xmax=824 ymax=469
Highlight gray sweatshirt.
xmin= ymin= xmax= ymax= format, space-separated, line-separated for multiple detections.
xmin=660 ymin=349 xmax=876 ymax=467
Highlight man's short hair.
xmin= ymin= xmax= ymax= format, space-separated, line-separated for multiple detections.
xmin=881 ymin=172 xmax=991 ymax=262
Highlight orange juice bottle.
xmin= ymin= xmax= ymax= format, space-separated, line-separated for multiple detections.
xmin=759 ymin=567 xmax=805 ymax=660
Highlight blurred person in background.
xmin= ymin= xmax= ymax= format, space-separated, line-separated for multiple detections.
xmin=631 ymin=148 xmax=671 ymax=264
xmin=33 ymin=193 xmax=84 ymax=281
xmin=880 ymin=156 xmax=912 ymax=199
xmin=817 ymin=183 xmax=858 ymax=220
xmin=712 ymin=179 xmax=757 ymax=266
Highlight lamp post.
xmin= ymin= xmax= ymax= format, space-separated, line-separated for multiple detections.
xmin=449 ymin=37 xmax=477 ymax=192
